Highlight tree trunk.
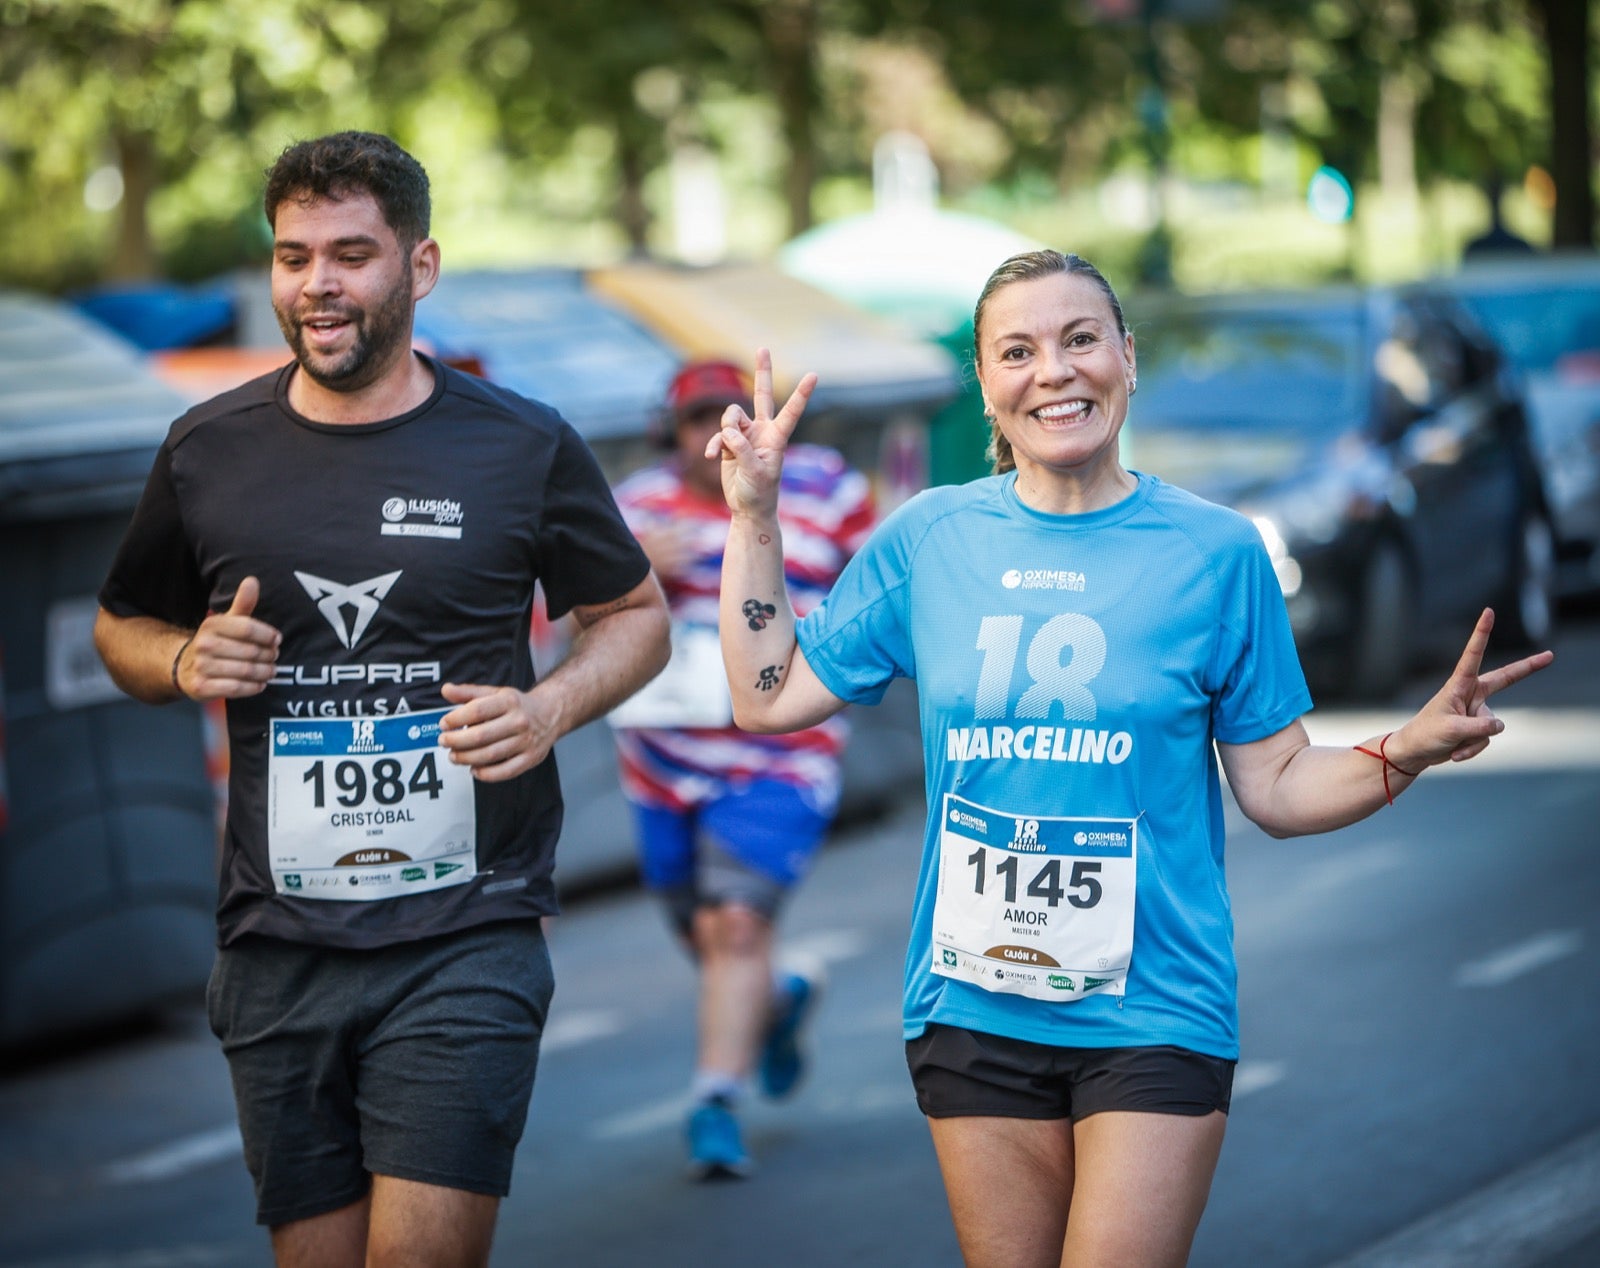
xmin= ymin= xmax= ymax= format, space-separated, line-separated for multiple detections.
xmin=761 ymin=0 xmax=818 ymax=237
xmin=1535 ymin=0 xmax=1594 ymax=248
xmin=110 ymin=128 xmax=158 ymax=281
xmin=1377 ymin=73 xmax=1417 ymax=204
xmin=615 ymin=122 xmax=653 ymax=257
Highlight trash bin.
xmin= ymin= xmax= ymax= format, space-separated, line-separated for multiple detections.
xmin=0 ymin=289 xmax=218 ymax=1048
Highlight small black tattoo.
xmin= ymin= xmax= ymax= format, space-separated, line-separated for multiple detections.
xmin=743 ymin=599 xmax=777 ymax=630
xmin=756 ymin=665 xmax=781 ymax=691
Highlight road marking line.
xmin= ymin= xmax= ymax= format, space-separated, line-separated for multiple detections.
xmin=811 ymin=1083 xmax=915 ymax=1117
xmin=101 ymin=1125 xmax=241 ymax=1185
xmin=783 ymin=927 xmax=872 ymax=965
xmin=1233 ymin=1061 xmax=1287 ymax=1098
xmin=592 ymin=1096 xmax=688 ymax=1140
xmin=1326 ymin=1125 xmax=1600 ymax=1267
xmin=3 ymin=1245 xmax=246 ymax=1268
xmin=1455 ymin=929 xmax=1584 ymax=988
xmin=541 ymin=1009 xmax=623 ymax=1052
xmin=1296 ymin=844 xmax=1404 ymax=894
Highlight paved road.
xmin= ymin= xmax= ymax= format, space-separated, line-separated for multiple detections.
xmin=2 ymin=608 xmax=1596 ymax=1267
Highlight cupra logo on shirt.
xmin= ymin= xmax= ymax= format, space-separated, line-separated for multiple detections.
xmin=294 ymin=570 xmax=402 ymax=649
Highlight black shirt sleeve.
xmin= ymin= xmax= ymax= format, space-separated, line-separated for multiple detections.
xmin=535 ymin=422 xmax=651 ymax=620
xmin=97 ymin=440 xmax=209 ymax=626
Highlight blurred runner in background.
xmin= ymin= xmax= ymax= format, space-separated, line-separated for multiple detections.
xmin=609 ymin=360 xmax=874 ymax=1179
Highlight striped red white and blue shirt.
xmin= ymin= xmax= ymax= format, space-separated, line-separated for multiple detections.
xmin=612 ymin=444 xmax=875 ymax=813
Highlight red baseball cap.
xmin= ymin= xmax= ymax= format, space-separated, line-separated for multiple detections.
xmin=665 ymin=359 xmax=750 ymax=417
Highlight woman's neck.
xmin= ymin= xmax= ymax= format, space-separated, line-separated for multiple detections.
xmin=1012 ymin=459 xmax=1137 ymax=516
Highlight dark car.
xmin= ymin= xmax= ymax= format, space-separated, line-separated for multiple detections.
xmin=1436 ymin=253 xmax=1600 ymax=596
xmin=1122 ymin=284 xmax=1554 ymax=701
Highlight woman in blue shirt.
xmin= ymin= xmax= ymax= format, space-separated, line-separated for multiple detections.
xmin=707 ymin=250 xmax=1552 ymax=1268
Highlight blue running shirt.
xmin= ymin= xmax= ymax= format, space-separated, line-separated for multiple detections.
xmin=797 ymin=471 xmax=1312 ymax=1059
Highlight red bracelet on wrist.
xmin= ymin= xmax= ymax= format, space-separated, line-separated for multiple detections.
xmin=1353 ymin=731 xmax=1419 ymax=806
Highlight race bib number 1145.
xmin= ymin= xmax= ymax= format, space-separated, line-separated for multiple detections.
xmin=932 ymin=793 xmax=1136 ymax=1002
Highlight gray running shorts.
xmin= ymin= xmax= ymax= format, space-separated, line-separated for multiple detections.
xmin=207 ymin=920 xmax=553 ymax=1227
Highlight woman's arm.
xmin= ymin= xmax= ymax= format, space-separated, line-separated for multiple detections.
xmin=709 ymin=348 xmax=848 ymax=734
xmin=1219 ymin=608 xmax=1553 ymax=838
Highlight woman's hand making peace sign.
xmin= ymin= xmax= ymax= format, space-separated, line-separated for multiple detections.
xmin=704 ymin=347 xmax=818 ymax=520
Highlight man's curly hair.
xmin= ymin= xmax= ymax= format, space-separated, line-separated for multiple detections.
xmin=264 ymin=131 xmax=430 ymax=248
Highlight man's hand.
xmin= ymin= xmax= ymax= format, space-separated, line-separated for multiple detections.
xmin=178 ymin=576 xmax=281 ymax=700
xmin=635 ymin=523 xmax=698 ymax=581
xmin=437 ymin=683 xmax=559 ymax=783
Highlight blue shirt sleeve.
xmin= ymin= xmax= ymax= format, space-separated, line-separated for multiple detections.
xmin=795 ymin=502 xmax=920 ymax=707
xmin=1207 ymin=526 xmax=1314 ymax=743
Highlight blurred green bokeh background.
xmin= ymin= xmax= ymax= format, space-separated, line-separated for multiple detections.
xmin=1 ymin=0 xmax=1592 ymax=301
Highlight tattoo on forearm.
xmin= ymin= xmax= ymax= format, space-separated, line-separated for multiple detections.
xmin=756 ymin=665 xmax=781 ymax=691
xmin=758 ymin=534 xmax=772 ymax=545
xmin=742 ymin=599 xmax=776 ymax=630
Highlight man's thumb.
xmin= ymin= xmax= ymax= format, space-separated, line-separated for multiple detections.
xmin=227 ymin=576 xmax=261 ymax=618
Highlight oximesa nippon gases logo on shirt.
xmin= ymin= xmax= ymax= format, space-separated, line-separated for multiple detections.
xmin=1001 ymin=568 xmax=1086 ymax=592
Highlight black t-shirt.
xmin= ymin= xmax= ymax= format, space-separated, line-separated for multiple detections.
xmin=99 ymin=356 xmax=650 ymax=949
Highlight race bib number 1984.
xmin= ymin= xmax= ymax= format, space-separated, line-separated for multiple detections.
xmin=268 ymin=707 xmax=476 ymax=901
xmin=932 ymin=793 xmax=1136 ymax=1003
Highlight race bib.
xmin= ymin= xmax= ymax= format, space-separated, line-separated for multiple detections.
xmin=267 ymin=707 xmax=476 ymax=901
xmin=931 ymin=793 xmax=1137 ymax=1002
xmin=607 ymin=624 xmax=732 ymax=729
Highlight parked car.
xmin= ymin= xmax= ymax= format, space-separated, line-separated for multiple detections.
xmin=1436 ymin=253 xmax=1600 ymax=596
xmin=1122 ymin=284 xmax=1554 ymax=702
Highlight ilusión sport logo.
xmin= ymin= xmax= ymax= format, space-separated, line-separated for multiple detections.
xmin=380 ymin=495 xmax=464 ymax=539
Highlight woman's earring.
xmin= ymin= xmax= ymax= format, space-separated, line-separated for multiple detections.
xmin=1128 ymin=378 xmax=1137 ymax=395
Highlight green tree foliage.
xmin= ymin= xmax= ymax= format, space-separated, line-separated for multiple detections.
xmin=0 ymin=0 xmax=1590 ymax=291
xmin=0 ymin=0 xmax=409 ymax=287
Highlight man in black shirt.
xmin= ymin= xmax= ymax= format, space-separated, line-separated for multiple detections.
xmin=94 ymin=131 xmax=669 ymax=1266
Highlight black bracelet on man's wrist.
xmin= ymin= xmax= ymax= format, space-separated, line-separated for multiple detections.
xmin=171 ymin=635 xmax=195 ymax=696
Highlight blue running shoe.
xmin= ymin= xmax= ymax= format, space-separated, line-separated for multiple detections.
xmin=686 ymin=1097 xmax=752 ymax=1181
xmin=759 ymin=968 xmax=823 ymax=1100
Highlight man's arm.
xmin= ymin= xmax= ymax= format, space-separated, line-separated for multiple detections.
xmin=94 ymin=577 xmax=281 ymax=704
xmin=438 ymin=572 xmax=671 ymax=782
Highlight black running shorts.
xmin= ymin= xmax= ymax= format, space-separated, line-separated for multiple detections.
xmin=906 ymin=1022 xmax=1234 ymax=1122
xmin=208 ymin=920 xmax=553 ymax=1226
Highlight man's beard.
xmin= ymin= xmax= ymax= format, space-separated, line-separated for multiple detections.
xmin=275 ymin=264 xmax=414 ymax=392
